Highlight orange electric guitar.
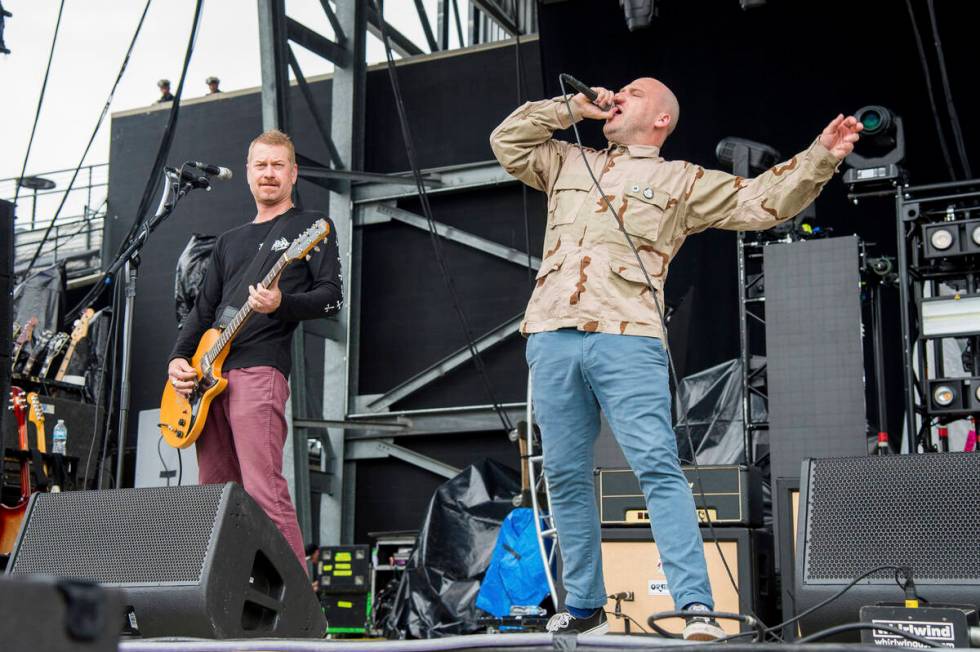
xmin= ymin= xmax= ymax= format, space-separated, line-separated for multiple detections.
xmin=0 ymin=387 xmax=31 ymax=554
xmin=27 ymin=391 xmax=59 ymax=492
xmin=55 ymin=307 xmax=96 ymax=382
xmin=158 ymin=219 xmax=329 ymax=449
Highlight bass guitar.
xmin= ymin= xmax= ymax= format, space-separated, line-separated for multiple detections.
xmin=0 ymin=388 xmax=31 ymax=555
xmin=158 ymin=219 xmax=329 ymax=449
xmin=55 ymin=307 xmax=96 ymax=382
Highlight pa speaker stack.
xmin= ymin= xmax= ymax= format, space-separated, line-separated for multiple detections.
xmin=795 ymin=453 xmax=980 ymax=640
xmin=5 ymin=482 xmax=325 ymax=639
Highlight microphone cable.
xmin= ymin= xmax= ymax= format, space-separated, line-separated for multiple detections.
xmin=556 ymin=75 xmax=775 ymax=640
xmin=370 ymin=0 xmax=514 ymax=434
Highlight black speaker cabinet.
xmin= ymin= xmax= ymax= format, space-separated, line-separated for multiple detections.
xmin=600 ymin=527 xmax=771 ymax=637
xmin=5 ymin=482 xmax=326 ymax=639
xmin=796 ymin=454 xmax=980 ymax=640
xmin=0 ymin=575 xmax=122 ymax=652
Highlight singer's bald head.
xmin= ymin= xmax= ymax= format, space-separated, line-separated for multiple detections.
xmin=603 ymin=77 xmax=680 ymax=148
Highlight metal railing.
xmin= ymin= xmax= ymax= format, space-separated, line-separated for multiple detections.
xmin=0 ymin=163 xmax=107 ymax=280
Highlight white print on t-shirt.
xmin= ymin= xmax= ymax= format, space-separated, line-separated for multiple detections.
xmin=271 ymin=237 xmax=289 ymax=252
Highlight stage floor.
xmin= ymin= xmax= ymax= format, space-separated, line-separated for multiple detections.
xmin=117 ymin=633 xmax=915 ymax=652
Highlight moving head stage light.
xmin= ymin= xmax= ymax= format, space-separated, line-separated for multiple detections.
xmin=844 ymin=105 xmax=906 ymax=190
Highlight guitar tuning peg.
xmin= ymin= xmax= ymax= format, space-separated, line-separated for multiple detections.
xmin=314 ymin=246 xmax=320 ymax=252
xmin=305 ymin=254 xmax=311 ymax=261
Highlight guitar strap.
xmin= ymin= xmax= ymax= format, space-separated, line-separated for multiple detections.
xmin=216 ymin=213 xmax=292 ymax=329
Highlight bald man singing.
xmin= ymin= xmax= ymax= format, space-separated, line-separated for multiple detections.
xmin=490 ymin=78 xmax=862 ymax=638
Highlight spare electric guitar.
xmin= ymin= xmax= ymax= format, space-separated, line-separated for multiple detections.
xmin=55 ymin=308 xmax=96 ymax=382
xmin=19 ymin=329 xmax=54 ymax=378
xmin=0 ymin=388 xmax=31 ymax=555
xmin=159 ymin=219 xmax=329 ymax=449
xmin=36 ymin=332 xmax=69 ymax=380
xmin=10 ymin=317 xmax=37 ymax=374
xmin=27 ymin=391 xmax=58 ymax=492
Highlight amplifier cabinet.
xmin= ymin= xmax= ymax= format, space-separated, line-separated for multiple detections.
xmin=600 ymin=527 xmax=771 ymax=636
xmin=597 ymin=465 xmax=762 ymax=526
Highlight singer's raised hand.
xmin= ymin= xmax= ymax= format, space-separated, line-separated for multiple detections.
xmin=818 ymin=114 xmax=864 ymax=160
xmin=571 ymin=87 xmax=616 ymax=121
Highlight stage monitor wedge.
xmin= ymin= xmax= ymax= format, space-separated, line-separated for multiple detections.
xmin=795 ymin=454 xmax=980 ymax=640
xmin=5 ymin=482 xmax=325 ymax=639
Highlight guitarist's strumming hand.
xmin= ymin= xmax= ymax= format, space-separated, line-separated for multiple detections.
xmin=248 ymin=276 xmax=282 ymax=314
xmin=168 ymin=358 xmax=197 ymax=398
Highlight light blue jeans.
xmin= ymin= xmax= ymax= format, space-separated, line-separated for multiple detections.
xmin=526 ymin=329 xmax=713 ymax=611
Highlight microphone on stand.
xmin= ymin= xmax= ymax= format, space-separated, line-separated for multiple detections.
xmin=186 ymin=160 xmax=233 ymax=181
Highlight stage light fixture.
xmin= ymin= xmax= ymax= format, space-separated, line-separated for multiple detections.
xmin=975 ymin=384 xmax=980 ymax=403
xmin=930 ymin=227 xmax=954 ymax=251
xmin=933 ymin=384 xmax=956 ymax=407
xmin=843 ymin=105 xmax=906 ymax=190
xmin=621 ymin=0 xmax=657 ymax=31
xmin=921 ymin=294 xmax=980 ymax=338
xmin=972 ymin=224 xmax=980 ymax=246
xmin=716 ymin=137 xmax=781 ymax=173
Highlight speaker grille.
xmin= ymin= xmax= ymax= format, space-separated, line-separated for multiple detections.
xmin=9 ymin=484 xmax=225 ymax=585
xmin=804 ymin=454 xmax=980 ymax=583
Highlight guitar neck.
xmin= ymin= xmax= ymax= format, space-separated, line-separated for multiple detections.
xmin=205 ymin=254 xmax=289 ymax=365
xmin=55 ymin=340 xmax=78 ymax=381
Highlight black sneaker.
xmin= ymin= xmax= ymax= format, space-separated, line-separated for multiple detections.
xmin=545 ymin=609 xmax=608 ymax=635
xmin=682 ymin=604 xmax=725 ymax=641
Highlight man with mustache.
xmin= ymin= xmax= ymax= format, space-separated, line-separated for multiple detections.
xmin=491 ymin=78 xmax=861 ymax=638
xmin=167 ymin=130 xmax=343 ymax=566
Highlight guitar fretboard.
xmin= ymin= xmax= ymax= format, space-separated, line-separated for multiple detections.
xmin=203 ymin=253 xmax=289 ymax=367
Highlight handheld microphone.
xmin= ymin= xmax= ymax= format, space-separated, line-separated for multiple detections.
xmin=187 ymin=160 xmax=233 ymax=181
xmin=560 ymin=74 xmax=599 ymax=103
xmin=560 ymin=74 xmax=614 ymax=110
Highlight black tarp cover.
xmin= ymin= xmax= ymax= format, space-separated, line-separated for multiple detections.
xmin=174 ymin=233 xmax=215 ymax=328
xmin=384 ymin=459 xmax=520 ymax=639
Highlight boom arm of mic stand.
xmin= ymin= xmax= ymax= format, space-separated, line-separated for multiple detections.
xmin=106 ymin=168 xmax=199 ymax=278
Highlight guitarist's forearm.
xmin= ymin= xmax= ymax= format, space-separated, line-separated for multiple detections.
xmin=272 ymin=282 xmax=343 ymax=321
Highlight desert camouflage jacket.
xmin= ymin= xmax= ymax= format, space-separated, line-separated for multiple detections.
xmin=490 ymin=97 xmax=841 ymax=339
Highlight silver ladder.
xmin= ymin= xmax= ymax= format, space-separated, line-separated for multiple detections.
xmin=525 ymin=374 xmax=560 ymax=607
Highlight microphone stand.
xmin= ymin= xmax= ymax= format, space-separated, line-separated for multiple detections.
xmin=109 ymin=166 xmax=210 ymax=488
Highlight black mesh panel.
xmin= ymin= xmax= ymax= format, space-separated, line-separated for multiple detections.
xmin=8 ymin=484 xmax=224 ymax=585
xmin=803 ymin=454 xmax=980 ymax=582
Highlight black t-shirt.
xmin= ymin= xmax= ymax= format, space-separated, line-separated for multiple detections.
xmin=170 ymin=207 xmax=343 ymax=378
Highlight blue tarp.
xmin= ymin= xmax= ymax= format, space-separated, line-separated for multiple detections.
xmin=476 ymin=507 xmax=550 ymax=617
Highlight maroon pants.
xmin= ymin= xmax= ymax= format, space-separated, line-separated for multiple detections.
xmin=195 ymin=366 xmax=306 ymax=566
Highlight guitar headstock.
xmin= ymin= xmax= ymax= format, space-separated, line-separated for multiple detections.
xmin=32 ymin=329 xmax=54 ymax=352
xmin=50 ymin=332 xmax=70 ymax=353
xmin=26 ymin=392 xmax=45 ymax=427
xmin=285 ymin=219 xmax=330 ymax=263
xmin=9 ymin=387 xmax=27 ymax=426
xmin=71 ymin=308 xmax=96 ymax=343
xmin=16 ymin=317 xmax=37 ymax=346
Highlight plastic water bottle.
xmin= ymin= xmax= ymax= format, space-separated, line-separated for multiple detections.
xmin=52 ymin=419 xmax=68 ymax=455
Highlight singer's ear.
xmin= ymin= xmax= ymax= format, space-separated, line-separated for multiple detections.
xmin=655 ymin=112 xmax=672 ymax=132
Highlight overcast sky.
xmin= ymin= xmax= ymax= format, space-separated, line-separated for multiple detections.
xmin=1 ymin=0 xmax=462 ymax=184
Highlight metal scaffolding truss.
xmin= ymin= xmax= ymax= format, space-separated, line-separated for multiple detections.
xmin=257 ymin=0 xmax=538 ymax=544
